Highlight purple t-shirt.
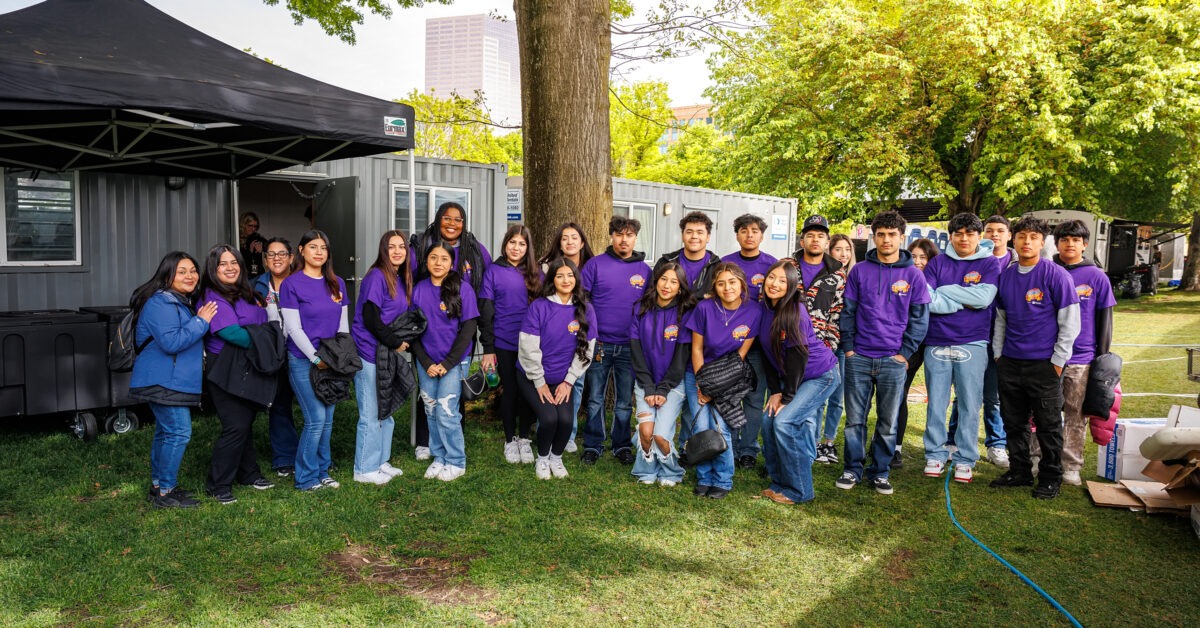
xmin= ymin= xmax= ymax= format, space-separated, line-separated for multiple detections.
xmin=351 ymin=268 xmax=411 ymax=363
xmin=200 ymin=288 xmax=267 ymax=355
xmin=996 ymin=259 xmax=1080 ymax=360
xmin=580 ymin=252 xmax=651 ymax=344
xmin=1064 ymin=263 xmax=1116 ymax=365
xmin=678 ymin=252 xmax=712 ymax=291
xmin=723 ymin=251 xmax=778 ymax=302
xmin=685 ymin=297 xmax=761 ymax=362
xmin=799 ymin=260 xmax=823 ymax=297
xmin=631 ymin=303 xmax=691 ymax=385
xmin=412 ymin=277 xmax=480 ymax=365
xmin=279 ymin=273 xmax=348 ymax=359
xmin=758 ymin=301 xmax=839 ymax=381
xmin=844 ymin=260 xmax=931 ymax=358
xmin=450 ymin=241 xmax=491 ymax=287
xmin=519 ymin=298 xmax=598 ymax=385
xmin=924 ymin=254 xmax=1001 ymax=346
xmin=480 ymin=262 xmax=539 ymax=352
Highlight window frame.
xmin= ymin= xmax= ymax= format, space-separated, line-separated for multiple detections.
xmin=612 ymin=200 xmax=657 ymax=261
xmin=390 ymin=183 xmax=473 ymax=234
xmin=0 ymin=168 xmax=84 ymax=268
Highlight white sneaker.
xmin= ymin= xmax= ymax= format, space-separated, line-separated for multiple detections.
xmin=658 ymin=478 xmax=677 ymax=487
xmin=924 ymin=460 xmax=945 ymax=477
xmin=639 ymin=478 xmax=656 ymax=485
xmin=423 ymin=461 xmax=445 ymax=479
xmin=378 ymin=462 xmax=403 ymax=478
xmin=987 ymin=446 xmax=1010 ymax=469
xmin=1062 ymin=469 xmax=1082 ymax=486
xmin=503 ymin=438 xmax=521 ymax=464
xmin=353 ymin=470 xmax=391 ymax=485
xmin=535 ymin=457 xmax=552 ymax=480
xmin=953 ymin=464 xmax=974 ymax=483
xmin=518 ymin=438 xmax=535 ymax=464
xmin=548 ymin=455 xmax=569 ymax=478
xmin=438 ymin=465 xmax=466 ymax=482
xmin=415 ymin=446 xmax=432 ymax=461
xmin=564 ymin=440 xmax=578 ymax=453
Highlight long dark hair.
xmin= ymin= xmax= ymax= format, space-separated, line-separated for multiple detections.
xmin=497 ymin=224 xmax=541 ymax=303
xmin=370 ymin=229 xmax=413 ymax=301
xmin=129 ymin=251 xmax=201 ymax=313
xmin=199 ymin=244 xmax=263 ymax=307
xmin=424 ymin=240 xmax=464 ymax=319
xmin=413 ymin=202 xmax=486 ymax=292
xmin=543 ymin=257 xmax=591 ymax=367
xmin=538 ymin=222 xmax=595 ymax=267
xmin=637 ymin=261 xmax=694 ymax=321
xmin=295 ymin=229 xmax=343 ymax=302
xmin=762 ymin=260 xmax=810 ymax=370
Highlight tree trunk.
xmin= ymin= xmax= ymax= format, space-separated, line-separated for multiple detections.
xmin=515 ymin=0 xmax=613 ymax=259
xmin=1181 ymin=209 xmax=1200 ymax=291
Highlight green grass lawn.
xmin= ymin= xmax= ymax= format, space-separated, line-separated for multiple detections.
xmin=2 ymin=291 xmax=1199 ymax=626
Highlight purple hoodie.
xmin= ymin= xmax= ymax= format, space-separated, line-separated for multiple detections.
xmin=631 ymin=303 xmax=690 ymax=384
xmin=924 ymin=247 xmax=1001 ymax=346
xmin=580 ymin=248 xmax=651 ymax=344
xmin=841 ymin=248 xmax=931 ymax=359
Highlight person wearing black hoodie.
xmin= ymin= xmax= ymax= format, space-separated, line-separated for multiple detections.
xmin=794 ymin=215 xmax=847 ymax=464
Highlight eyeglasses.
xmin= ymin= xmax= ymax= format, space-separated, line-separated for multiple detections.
xmin=265 ymin=251 xmax=291 ymax=258
xmin=441 ymin=215 xmax=464 ymax=224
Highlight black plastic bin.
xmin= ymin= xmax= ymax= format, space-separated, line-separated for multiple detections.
xmin=79 ymin=306 xmax=136 ymax=408
xmin=0 ymin=309 xmax=107 ymax=418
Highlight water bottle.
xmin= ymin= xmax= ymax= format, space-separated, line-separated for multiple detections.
xmin=484 ymin=361 xmax=500 ymax=388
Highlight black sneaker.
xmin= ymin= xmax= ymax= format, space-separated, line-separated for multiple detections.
xmin=989 ymin=471 xmax=1035 ymax=488
xmin=208 ymin=489 xmax=237 ymax=505
xmin=823 ymin=445 xmax=840 ymax=465
xmin=872 ymin=477 xmax=894 ymax=495
xmin=1033 ymin=479 xmax=1062 ymax=500
xmin=706 ymin=487 xmax=730 ymax=499
xmin=243 ymin=478 xmax=275 ymax=490
xmin=151 ymin=487 xmax=200 ymax=509
xmin=815 ymin=443 xmax=831 ymax=465
xmin=835 ymin=472 xmax=857 ymax=490
xmin=581 ymin=450 xmax=600 ymax=465
xmin=890 ymin=450 xmax=904 ymax=469
xmin=274 ymin=466 xmax=294 ymax=478
xmin=615 ymin=449 xmax=635 ymax=465
xmin=736 ymin=455 xmax=757 ymax=469
xmin=693 ymin=484 xmax=712 ymax=497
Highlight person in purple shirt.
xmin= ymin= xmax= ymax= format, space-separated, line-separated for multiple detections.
xmin=629 ymin=262 xmax=695 ymax=487
xmin=517 ymin=258 xmax=597 ymax=480
xmin=350 ymin=230 xmax=414 ymax=486
xmin=279 ymin=230 xmax=350 ymax=492
xmin=720 ymin=214 xmax=776 ymax=470
xmin=807 ymin=227 xmax=851 ymax=465
xmin=198 ymin=245 xmax=273 ymax=504
xmin=579 ymin=216 xmax=652 ymax=464
xmin=836 ymin=210 xmax=930 ymax=496
xmin=920 ymin=214 xmax=1001 ymax=485
xmin=1052 ymin=219 xmax=1115 ymax=486
xmin=481 ymin=225 xmax=543 ymax=466
xmin=758 ymin=260 xmax=841 ymax=506
xmin=412 ymin=241 xmax=480 ymax=482
xmin=687 ymin=263 xmax=761 ymax=499
xmin=989 ymin=217 xmax=1080 ymax=499
xmin=654 ymin=211 xmax=723 ymax=297
xmin=894 ymin=237 xmax=939 ymax=470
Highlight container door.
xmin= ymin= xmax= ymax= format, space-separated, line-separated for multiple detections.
xmin=312 ymin=177 xmax=360 ymax=304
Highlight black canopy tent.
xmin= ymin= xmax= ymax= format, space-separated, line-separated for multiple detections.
xmin=0 ymin=0 xmax=415 ymax=178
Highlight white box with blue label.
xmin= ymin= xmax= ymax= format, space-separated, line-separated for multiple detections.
xmin=1096 ymin=418 xmax=1167 ymax=482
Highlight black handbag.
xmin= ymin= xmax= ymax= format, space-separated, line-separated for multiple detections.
xmin=461 ymin=369 xmax=488 ymax=402
xmin=684 ymin=407 xmax=728 ymax=465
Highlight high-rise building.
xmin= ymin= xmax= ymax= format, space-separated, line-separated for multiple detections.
xmin=424 ymin=14 xmax=521 ymax=129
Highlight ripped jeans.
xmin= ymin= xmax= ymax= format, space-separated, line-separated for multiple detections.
xmin=417 ymin=360 xmax=469 ymax=469
xmin=631 ymin=383 xmax=687 ymax=483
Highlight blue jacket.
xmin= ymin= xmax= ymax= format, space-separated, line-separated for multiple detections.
xmin=130 ymin=290 xmax=210 ymax=394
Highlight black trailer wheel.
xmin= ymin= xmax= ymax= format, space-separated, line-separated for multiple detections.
xmin=104 ymin=408 xmax=140 ymax=435
xmin=71 ymin=411 xmax=99 ymax=441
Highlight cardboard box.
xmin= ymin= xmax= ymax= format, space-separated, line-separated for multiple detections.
xmin=1097 ymin=419 xmax=1167 ymax=481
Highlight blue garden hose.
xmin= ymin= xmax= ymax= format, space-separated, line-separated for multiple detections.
xmin=944 ymin=472 xmax=1084 ymax=628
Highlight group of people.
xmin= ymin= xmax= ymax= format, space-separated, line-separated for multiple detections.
xmin=130 ymin=201 xmax=1112 ymax=509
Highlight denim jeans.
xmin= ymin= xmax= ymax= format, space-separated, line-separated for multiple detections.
xmin=762 ymin=368 xmax=840 ymax=503
xmin=922 ymin=344 xmax=988 ymax=467
xmin=676 ymin=370 xmax=700 ymax=451
xmin=631 ymin=383 xmax=687 ymax=483
xmin=948 ymin=345 xmax=1007 ymax=449
xmin=149 ymin=403 xmax=192 ymax=492
xmin=842 ymin=353 xmax=906 ymax=481
xmin=288 ymin=356 xmax=335 ymax=490
xmin=820 ymin=350 xmax=846 ymax=441
xmin=732 ymin=349 xmax=768 ymax=459
xmin=569 ymin=376 xmax=585 ymax=443
xmin=583 ymin=342 xmax=634 ymax=455
xmin=268 ymin=369 xmax=299 ymax=470
xmin=353 ymin=360 xmax=395 ymax=475
xmin=417 ymin=360 xmax=468 ymax=469
xmin=692 ymin=405 xmax=735 ymax=490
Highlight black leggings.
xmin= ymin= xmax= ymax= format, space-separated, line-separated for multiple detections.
xmin=496 ymin=348 xmax=534 ymax=440
xmin=517 ymin=375 xmax=574 ymax=456
xmin=896 ymin=343 xmax=926 ymax=447
xmin=206 ymin=383 xmax=265 ymax=492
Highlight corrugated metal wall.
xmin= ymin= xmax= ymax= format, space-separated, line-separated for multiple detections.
xmin=0 ymin=172 xmax=231 ymax=311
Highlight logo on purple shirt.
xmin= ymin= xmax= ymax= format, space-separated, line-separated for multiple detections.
xmin=567 ymin=319 xmax=580 ymax=334
xmin=439 ymin=301 xmax=448 ymax=312
xmin=1025 ymin=288 xmax=1044 ymax=304
xmin=630 ymin=274 xmax=646 ymax=288
xmin=963 ymin=271 xmax=982 ymax=284
xmin=1076 ymin=284 xmax=1094 ymax=299
xmin=664 ymin=324 xmax=679 ymax=340
xmin=750 ymin=273 xmax=765 ymax=288
xmin=733 ymin=324 xmax=751 ymax=341
xmin=890 ymin=280 xmax=911 ymax=295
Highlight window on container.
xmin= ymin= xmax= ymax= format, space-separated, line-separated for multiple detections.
xmin=0 ymin=169 xmax=81 ymax=266
xmin=612 ymin=201 xmax=656 ymax=260
xmin=392 ymin=184 xmax=472 ymax=234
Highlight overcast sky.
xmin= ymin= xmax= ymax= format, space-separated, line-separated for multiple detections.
xmin=0 ymin=0 xmax=714 ymax=106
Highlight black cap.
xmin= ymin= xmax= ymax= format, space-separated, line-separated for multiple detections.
xmin=801 ymin=215 xmax=830 ymax=234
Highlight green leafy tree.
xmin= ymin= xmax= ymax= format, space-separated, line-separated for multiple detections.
xmin=632 ymin=122 xmax=732 ymax=190
xmin=399 ymin=89 xmax=515 ymax=167
xmin=609 ymin=80 xmax=672 ymax=177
